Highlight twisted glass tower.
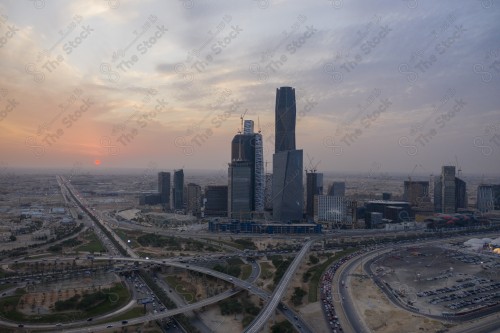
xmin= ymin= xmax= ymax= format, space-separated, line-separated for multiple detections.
xmin=272 ymin=86 xmax=303 ymax=222
xmin=275 ymin=87 xmax=296 ymax=153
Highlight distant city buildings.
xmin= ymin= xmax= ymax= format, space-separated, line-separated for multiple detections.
xmin=327 ymin=182 xmax=345 ymax=197
xmin=272 ymin=87 xmax=303 ymax=222
xmin=477 ymin=184 xmax=500 ymax=213
xmin=203 ymin=185 xmax=228 ymax=217
xmin=306 ymin=172 xmax=323 ymax=219
xmin=434 ymin=166 xmax=467 ymax=213
xmin=186 ymin=183 xmax=201 ymax=217
xmin=364 ymin=200 xmax=413 ymax=228
xmin=173 ymin=169 xmax=184 ymax=211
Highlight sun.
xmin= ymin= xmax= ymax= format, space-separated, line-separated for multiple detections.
xmin=94 ymin=159 xmax=101 ymax=166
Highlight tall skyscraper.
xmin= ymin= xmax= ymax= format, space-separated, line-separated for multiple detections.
xmin=434 ymin=166 xmax=456 ymax=213
xmin=272 ymin=86 xmax=303 ymax=222
xmin=275 ymin=87 xmax=296 ymax=153
xmin=434 ymin=166 xmax=467 ymax=213
xmin=272 ymin=149 xmax=303 ymax=222
xmin=228 ymin=160 xmax=252 ymax=219
xmin=173 ymin=169 xmax=184 ymax=210
xmin=228 ymin=119 xmax=264 ymax=215
xmin=306 ymin=172 xmax=323 ymax=218
xmin=187 ymin=183 xmax=201 ymax=216
xmin=328 ymin=182 xmax=345 ymax=197
xmin=158 ymin=172 xmax=171 ymax=209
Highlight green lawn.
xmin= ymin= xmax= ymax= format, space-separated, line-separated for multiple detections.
xmin=240 ymin=264 xmax=252 ymax=280
xmin=75 ymin=231 xmax=107 ymax=253
xmin=0 ymin=283 xmax=131 ymax=323
xmin=108 ymin=306 xmax=145 ymax=321
xmin=114 ymin=229 xmax=141 ymax=248
xmin=164 ymin=276 xmax=196 ymax=303
xmin=259 ymin=262 xmax=273 ymax=280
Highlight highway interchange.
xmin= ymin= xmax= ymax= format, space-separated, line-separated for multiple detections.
xmin=0 ymin=175 xmax=499 ymax=332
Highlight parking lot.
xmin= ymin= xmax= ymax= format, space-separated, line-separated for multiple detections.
xmin=371 ymin=243 xmax=500 ymax=317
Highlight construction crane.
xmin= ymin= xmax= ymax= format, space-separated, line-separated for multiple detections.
xmin=238 ymin=109 xmax=248 ymax=134
xmin=305 ymin=153 xmax=320 ymax=173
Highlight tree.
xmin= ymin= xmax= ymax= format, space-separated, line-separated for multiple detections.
xmin=271 ymin=320 xmax=294 ymax=333
xmin=9 ymin=235 xmax=16 ymax=242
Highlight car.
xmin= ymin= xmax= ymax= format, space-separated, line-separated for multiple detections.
xmin=107 ymin=325 xmax=114 ymax=328
xmin=55 ymin=323 xmax=62 ymax=326
xmin=87 ymin=318 xmax=93 ymax=321
xmin=122 ymin=320 xmax=128 ymax=324
xmin=18 ymin=324 xmax=24 ymax=328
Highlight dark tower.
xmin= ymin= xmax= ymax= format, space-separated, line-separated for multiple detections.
xmin=158 ymin=172 xmax=171 ymax=209
xmin=173 ymin=169 xmax=184 ymax=210
xmin=275 ymin=87 xmax=296 ymax=153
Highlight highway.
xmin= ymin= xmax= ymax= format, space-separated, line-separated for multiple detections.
xmin=58 ymin=174 xmax=315 ymax=332
xmin=244 ymin=238 xmax=315 ymax=333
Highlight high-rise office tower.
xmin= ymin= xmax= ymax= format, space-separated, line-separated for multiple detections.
xmin=173 ymin=169 xmax=184 ymax=210
xmin=228 ymin=119 xmax=264 ymax=215
xmin=228 ymin=160 xmax=252 ymax=219
xmin=455 ymin=177 xmax=467 ymax=211
xmin=434 ymin=166 xmax=467 ymax=213
xmin=272 ymin=86 xmax=303 ymax=222
xmin=328 ymin=182 xmax=345 ymax=197
xmin=275 ymin=87 xmax=296 ymax=153
xmin=187 ymin=183 xmax=201 ymax=216
xmin=273 ymin=149 xmax=303 ymax=222
xmin=306 ymin=172 xmax=323 ymax=218
xmin=158 ymin=172 xmax=171 ymax=209
xmin=477 ymin=185 xmax=494 ymax=213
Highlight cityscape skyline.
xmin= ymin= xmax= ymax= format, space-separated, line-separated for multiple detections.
xmin=1 ymin=0 xmax=499 ymax=176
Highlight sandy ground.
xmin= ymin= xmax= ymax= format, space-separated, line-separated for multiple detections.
xmin=350 ymin=261 xmax=449 ymax=333
xmin=283 ymin=253 xmax=331 ymax=333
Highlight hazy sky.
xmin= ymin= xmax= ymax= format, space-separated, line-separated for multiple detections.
xmin=0 ymin=0 xmax=499 ymax=176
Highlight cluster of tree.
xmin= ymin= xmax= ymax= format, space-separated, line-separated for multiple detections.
xmin=219 ymin=296 xmax=260 ymax=317
xmin=270 ymin=255 xmax=292 ymax=285
xmin=309 ymin=254 xmax=319 ymax=265
xmin=234 ymin=239 xmax=257 ymax=250
xmin=54 ymin=291 xmax=107 ymax=311
xmin=137 ymin=234 xmax=180 ymax=249
xmin=213 ymin=264 xmax=241 ymax=278
xmin=291 ymin=287 xmax=307 ymax=306
xmin=271 ymin=320 xmax=294 ymax=333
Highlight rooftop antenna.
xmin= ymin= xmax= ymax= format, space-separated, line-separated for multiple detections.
xmin=257 ymin=116 xmax=261 ymax=134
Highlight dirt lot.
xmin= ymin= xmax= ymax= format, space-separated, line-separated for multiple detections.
xmin=350 ymin=260 xmax=449 ymax=333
